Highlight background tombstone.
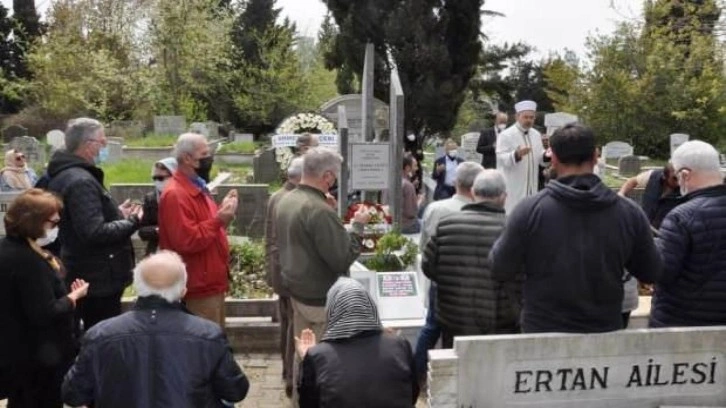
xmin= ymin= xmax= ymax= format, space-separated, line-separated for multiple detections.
xmin=618 ymin=155 xmax=642 ymax=177
xmin=233 ymin=133 xmax=254 ymax=143
xmin=46 ymin=130 xmax=65 ymax=151
xmin=189 ymin=122 xmax=210 ymax=137
xmin=670 ymin=133 xmax=689 ymax=156
xmin=544 ymin=112 xmax=578 ymax=136
xmin=320 ymin=94 xmax=389 ymax=143
xmin=252 ymin=149 xmax=279 ymax=184
xmin=603 ymin=141 xmax=634 ymax=159
xmin=153 ymin=116 xmax=186 ymax=135
xmin=215 ymin=184 xmax=269 ymax=238
xmin=9 ymin=136 xmax=45 ymax=165
xmin=0 ymin=192 xmax=22 ymax=236
xmin=2 ymin=125 xmax=28 ymax=143
xmin=205 ymin=121 xmax=220 ymax=139
xmin=106 ymin=141 xmax=123 ymax=163
xmin=460 ymin=132 xmax=483 ymax=163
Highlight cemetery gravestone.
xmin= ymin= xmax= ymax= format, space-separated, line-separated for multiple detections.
xmin=215 ymin=184 xmax=269 ymax=239
xmin=206 ymin=121 xmax=220 ymax=139
xmin=603 ymin=141 xmax=634 ymax=159
xmin=670 ymin=133 xmax=689 ymax=156
xmin=618 ymin=155 xmax=642 ymax=177
xmin=46 ymin=130 xmax=65 ymax=151
xmin=2 ymin=125 xmax=28 ymax=143
xmin=460 ymin=132 xmax=483 ymax=163
xmin=189 ymin=122 xmax=209 ymax=137
xmin=153 ymin=116 xmax=186 ymax=135
xmin=320 ymin=94 xmax=389 ymax=143
xmin=0 ymin=192 xmax=21 ymax=236
xmin=233 ymin=133 xmax=254 ymax=143
xmin=544 ymin=112 xmax=578 ymax=136
xmin=350 ymin=143 xmax=390 ymax=190
xmin=375 ymin=271 xmax=424 ymax=321
xmin=428 ymin=327 xmax=726 ymax=408
xmin=252 ymin=149 xmax=279 ymax=184
xmin=9 ymin=136 xmax=45 ymax=165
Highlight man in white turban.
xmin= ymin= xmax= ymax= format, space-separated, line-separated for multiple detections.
xmin=496 ymin=100 xmax=549 ymax=213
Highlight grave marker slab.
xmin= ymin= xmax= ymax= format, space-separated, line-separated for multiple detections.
xmin=153 ymin=116 xmax=186 ymax=135
xmin=320 ymin=94 xmax=389 ymax=143
xmin=375 ymin=271 xmax=424 ymax=321
xmin=233 ymin=133 xmax=254 ymax=143
xmin=46 ymin=130 xmax=65 ymax=151
xmin=670 ymin=133 xmax=689 ymax=156
xmin=544 ymin=112 xmax=578 ymax=136
xmin=603 ymin=141 xmax=634 ymax=159
xmin=252 ymin=149 xmax=279 ymax=184
xmin=460 ymin=132 xmax=482 ymax=163
xmin=9 ymin=136 xmax=45 ymax=165
xmin=106 ymin=141 xmax=123 ymax=163
xmin=350 ymin=143 xmax=390 ymax=190
xmin=618 ymin=155 xmax=642 ymax=177
xmin=189 ymin=122 xmax=209 ymax=137
xmin=0 ymin=192 xmax=21 ymax=236
xmin=2 ymin=125 xmax=28 ymax=143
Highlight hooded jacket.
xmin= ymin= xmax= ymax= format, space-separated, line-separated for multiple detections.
xmin=46 ymin=150 xmax=138 ymax=297
xmin=491 ymin=174 xmax=663 ymax=333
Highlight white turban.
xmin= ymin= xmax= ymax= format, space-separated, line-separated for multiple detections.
xmin=515 ymin=100 xmax=537 ymax=113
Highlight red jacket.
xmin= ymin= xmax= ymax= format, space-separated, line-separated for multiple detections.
xmin=158 ymin=172 xmax=230 ymax=298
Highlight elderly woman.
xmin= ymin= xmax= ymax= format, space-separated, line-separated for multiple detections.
xmin=0 ymin=188 xmax=89 ymax=407
xmin=296 ymin=277 xmax=419 ymax=408
xmin=0 ymin=149 xmax=38 ymax=191
xmin=138 ymin=157 xmax=177 ymax=256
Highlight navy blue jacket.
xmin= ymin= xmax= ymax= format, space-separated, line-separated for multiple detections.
xmin=431 ymin=155 xmax=464 ymax=200
xmin=491 ymin=174 xmax=663 ymax=333
xmin=650 ymin=184 xmax=726 ymax=327
xmin=62 ymin=296 xmax=249 ymax=407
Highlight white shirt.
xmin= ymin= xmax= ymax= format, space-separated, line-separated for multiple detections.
xmin=496 ymin=123 xmax=546 ymax=214
xmin=444 ymin=155 xmax=458 ymax=186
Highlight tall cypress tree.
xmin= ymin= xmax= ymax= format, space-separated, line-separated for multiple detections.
xmin=12 ymin=0 xmax=40 ymax=79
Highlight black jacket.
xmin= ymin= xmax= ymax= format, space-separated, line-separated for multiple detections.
xmin=46 ymin=150 xmax=138 ymax=297
xmin=0 ymin=237 xmax=76 ymax=396
xmin=651 ymin=184 xmax=726 ymax=327
xmin=432 ymin=155 xmax=465 ymax=200
xmin=476 ymin=128 xmax=497 ymax=169
xmin=62 ymin=296 xmax=249 ymax=407
xmin=491 ymin=174 xmax=663 ymax=333
xmin=423 ymin=201 xmax=521 ymax=336
xmin=138 ymin=191 xmax=160 ymax=256
xmin=299 ymin=331 xmax=418 ymax=408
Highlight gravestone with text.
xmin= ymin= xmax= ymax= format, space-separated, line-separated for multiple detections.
xmin=603 ymin=141 xmax=634 ymax=159
xmin=544 ymin=112 xmax=579 ymax=136
xmin=670 ymin=134 xmax=689 ymax=156
xmin=618 ymin=155 xmax=642 ymax=177
xmin=428 ymin=327 xmax=726 ymax=408
xmin=2 ymin=125 xmax=28 ymax=143
xmin=376 ymin=271 xmax=424 ymax=321
xmin=0 ymin=192 xmax=21 ymax=236
xmin=153 ymin=116 xmax=186 ymax=135
xmin=46 ymin=130 xmax=65 ymax=151
xmin=350 ymin=143 xmax=390 ymax=190
xmin=320 ymin=94 xmax=389 ymax=143
xmin=460 ymin=132 xmax=483 ymax=163
xmin=9 ymin=136 xmax=45 ymax=165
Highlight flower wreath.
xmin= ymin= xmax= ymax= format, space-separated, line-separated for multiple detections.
xmin=274 ymin=113 xmax=337 ymax=169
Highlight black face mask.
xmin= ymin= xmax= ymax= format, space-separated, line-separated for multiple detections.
xmin=196 ymin=156 xmax=214 ymax=183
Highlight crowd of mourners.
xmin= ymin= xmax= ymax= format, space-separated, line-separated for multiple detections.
xmin=1 ymin=103 xmax=725 ymax=407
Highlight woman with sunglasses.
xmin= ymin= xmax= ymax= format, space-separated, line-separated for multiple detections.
xmin=139 ymin=157 xmax=178 ymax=256
xmin=0 ymin=149 xmax=38 ymax=192
xmin=0 ymin=188 xmax=89 ymax=407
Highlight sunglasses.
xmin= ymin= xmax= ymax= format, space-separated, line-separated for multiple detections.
xmin=152 ymin=175 xmax=169 ymax=182
xmin=15 ymin=154 xmax=25 ymax=161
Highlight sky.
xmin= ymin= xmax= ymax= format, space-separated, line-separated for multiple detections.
xmin=2 ymin=0 xmax=645 ymax=58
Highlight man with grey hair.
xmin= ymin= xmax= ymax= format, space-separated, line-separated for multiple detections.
xmin=159 ymin=132 xmax=238 ymax=328
xmin=264 ymin=156 xmax=303 ymax=397
xmin=46 ymin=117 xmax=142 ymax=329
xmin=650 ymin=140 xmax=726 ymax=327
xmin=62 ymin=251 xmax=249 ymax=407
xmin=423 ymin=169 xmax=519 ymax=347
xmin=275 ymin=147 xmax=370 ymax=396
xmin=414 ymin=160 xmax=483 ymax=383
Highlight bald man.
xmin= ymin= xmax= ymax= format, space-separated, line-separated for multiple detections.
xmin=62 ymin=251 xmax=249 ymax=407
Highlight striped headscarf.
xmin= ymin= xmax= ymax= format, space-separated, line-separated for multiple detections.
xmin=321 ymin=277 xmax=382 ymax=342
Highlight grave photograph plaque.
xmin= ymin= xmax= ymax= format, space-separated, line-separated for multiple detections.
xmin=350 ymin=143 xmax=390 ymax=190
xmin=374 ymin=271 xmax=424 ymax=321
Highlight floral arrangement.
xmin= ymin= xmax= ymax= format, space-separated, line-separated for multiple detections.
xmin=344 ymin=202 xmax=392 ymax=253
xmin=276 ymin=113 xmax=337 ymax=135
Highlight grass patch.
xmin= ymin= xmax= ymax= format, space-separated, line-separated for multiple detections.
xmin=124 ymin=134 xmax=178 ymax=147
xmin=217 ymin=141 xmax=258 ymax=154
xmin=213 ymin=163 xmax=252 ymax=184
xmin=101 ymin=159 xmax=156 ymax=187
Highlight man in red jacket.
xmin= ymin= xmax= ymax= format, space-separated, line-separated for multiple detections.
xmin=159 ymin=133 xmax=238 ymax=328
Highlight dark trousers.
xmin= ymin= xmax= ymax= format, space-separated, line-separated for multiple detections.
xmin=413 ymin=285 xmax=441 ymax=382
xmin=434 ymin=185 xmax=455 ymax=201
xmin=77 ymin=292 xmax=123 ymax=331
xmin=441 ymin=330 xmax=455 ymax=349
xmin=279 ymin=295 xmax=294 ymax=391
xmin=622 ymin=312 xmax=631 ymax=329
xmin=7 ymin=359 xmax=74 ymax=408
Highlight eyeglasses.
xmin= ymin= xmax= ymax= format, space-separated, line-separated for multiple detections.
xmin=48 ymin=218 xmax=61 ymax=227
xmin=152 ymin=175 xmax=169 ymax=182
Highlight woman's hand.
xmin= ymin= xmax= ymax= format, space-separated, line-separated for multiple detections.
xmin=295 ymin=329 xmax=317 ymax=359
xmin=68 ymin=279 xmax=90 ymax=302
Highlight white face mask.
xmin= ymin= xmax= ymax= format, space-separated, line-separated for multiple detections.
xmin=37 ymin=226 xmax=59 ymax=247
xmin=497 ymin=124 xmax=507 ymax=131
xmin=407 ymin=133 xmax=416 ymax=142
xmin=155 ymin=180 xmax=169 ymax=192
xmin=447 ymin=150 xmax=458 ymax=158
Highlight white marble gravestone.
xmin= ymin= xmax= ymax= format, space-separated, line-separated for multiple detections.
xmin=232 ymin=133 xmax=254 ymax=143
xmin=460 ymin=132 xmax=482 ymax=163
xmin=350 ymin=143 xmax=390 ymax=190
xmin=320 ymin=94 xmax=389 ymax=143
xmin=670 ymin=134 xmax=689 ymax=156
xmin=544 ymin=112 xmax=578 ymax=136
xmin=428 ymin=327 xmax=726 ymax=408
xmin=46 ymin=130 xmax=65 ymax=151
xmin=603 ymin=141 xmax=634 ymax=159
xmin=153 ymin=116 xmax=186 ymax=135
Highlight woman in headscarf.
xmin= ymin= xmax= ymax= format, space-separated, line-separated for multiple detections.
xmin=0 ymin=149 xmax=38 ymax=191
xmin=296 ymin=277 xmax=419 ymax=408
xmin=138 ymin=157 xmax=177 ymax=256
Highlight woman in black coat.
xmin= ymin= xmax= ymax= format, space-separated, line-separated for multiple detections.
xmin=138 ymin=157 xmax=177 ymax=256
xmin=0 ymin=188 xmax=89 ymax=407
xmin=296 ymin=277 xmax=419 ymax=408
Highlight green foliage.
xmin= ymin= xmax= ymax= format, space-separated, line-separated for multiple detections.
xmin=217 ymin=141 xmax=258 ymax=154
xmin=124 ymin=134 xmax=178 ymax=148
xmin=100 ymin=159 xmax=156 ymax=187
xmin=363 ymin=230 xmax=418 ymax=272
xmin=228 ymin=239 xmax=273 ymax=299
xmin=0 ymin=4 xmax=26 ymax=113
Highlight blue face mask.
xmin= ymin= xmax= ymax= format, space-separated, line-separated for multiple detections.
xmin=94 ymin=146 xmax=109 ymax=165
